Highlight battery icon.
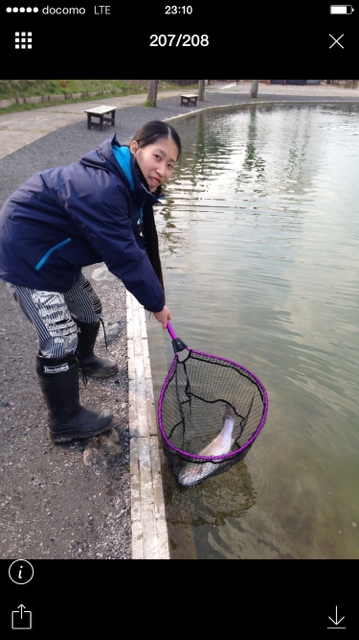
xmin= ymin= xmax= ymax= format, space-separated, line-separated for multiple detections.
xmin=330 ymin=5 xmax=354 ymax=13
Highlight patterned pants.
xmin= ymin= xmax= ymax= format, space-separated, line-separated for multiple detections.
xmin=7 ymin=272 xmax=102 ymax=358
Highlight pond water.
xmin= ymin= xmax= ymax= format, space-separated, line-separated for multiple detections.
xmin=146 ymin=103 xmax=359 ymax=559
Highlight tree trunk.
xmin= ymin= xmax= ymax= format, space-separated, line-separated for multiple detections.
xmin=249 ymin=80 xmax=259 ymax=98
xmin=147 ymin=80 xmax=159 ymax=107
xmin=198 ymin=80 xmax=205 ymax=101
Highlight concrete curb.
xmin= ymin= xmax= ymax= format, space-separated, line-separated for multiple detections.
xmin=126 ymin=292 xmax=170 ymax=559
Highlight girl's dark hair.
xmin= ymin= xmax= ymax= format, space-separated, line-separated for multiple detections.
xmin=132 ymin=120 xmax=181 ymax=161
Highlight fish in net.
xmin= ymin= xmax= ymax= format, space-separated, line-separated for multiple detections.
xmin=158 ymin=323 xmax=269 ymax=487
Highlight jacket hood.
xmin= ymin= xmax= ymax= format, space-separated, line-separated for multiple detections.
xmin=80 ymin=134 xmax=160 ymax=206
xmin=79 ymin=134 xmax=119 ymax=172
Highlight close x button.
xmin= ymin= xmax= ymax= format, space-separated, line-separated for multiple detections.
xmin=329 ymin=33 xmax=345 ymax=48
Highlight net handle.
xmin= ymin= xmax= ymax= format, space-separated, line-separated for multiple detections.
xmin=166 ymin=322 xmax=188 ymax=353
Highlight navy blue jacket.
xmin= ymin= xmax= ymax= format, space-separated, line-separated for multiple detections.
xmin=0 ymin=135 xmax=165 ymax=312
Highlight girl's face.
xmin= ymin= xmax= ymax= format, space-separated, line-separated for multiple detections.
xmin=130 ymin=136 xmax=179 ymax=192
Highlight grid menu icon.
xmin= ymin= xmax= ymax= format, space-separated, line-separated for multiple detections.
xmin=15 ymin=31 xmax=32 ymax=49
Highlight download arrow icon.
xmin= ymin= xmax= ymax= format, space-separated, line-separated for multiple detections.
xmin=328 ymin=606 xmax=345 ymax=626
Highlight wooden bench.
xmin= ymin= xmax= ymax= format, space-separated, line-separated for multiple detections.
xmin=180 ymin=94 xmax=198 ymax=107
xmin=84 ymin=105 xmax=116 ymax=131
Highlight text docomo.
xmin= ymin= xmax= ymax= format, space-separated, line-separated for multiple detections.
xmin=42 ymin=6 xmax=86 ymax=14
xmin=94 ymin=5 xmax=111 ymax=14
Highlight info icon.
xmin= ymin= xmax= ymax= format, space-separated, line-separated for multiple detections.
xmin=8 ymin=559 xmax=34 ymax=585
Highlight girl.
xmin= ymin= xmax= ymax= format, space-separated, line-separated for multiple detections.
xmin=0 ymin=120 xmax=181 ymax=443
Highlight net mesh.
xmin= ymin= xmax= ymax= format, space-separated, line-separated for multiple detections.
xmin=158 ymin=348 xmax=268 ymax=486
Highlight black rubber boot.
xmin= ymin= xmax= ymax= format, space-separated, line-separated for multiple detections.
xmin=36 ymin=353 xmax=113 ymax=443
xmin=75 ymin=320 xmax=118 ymax=378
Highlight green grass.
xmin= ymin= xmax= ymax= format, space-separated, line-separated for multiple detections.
xmin=0 ymin=80 xmax=188 ymax=115
xmin=142 ymin=99 xmax=156 ymax=108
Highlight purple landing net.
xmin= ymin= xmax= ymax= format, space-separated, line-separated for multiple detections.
xmin=158 ymin=341 xmax=268 ymax=487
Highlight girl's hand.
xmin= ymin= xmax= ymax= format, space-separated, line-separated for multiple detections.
xmin=153 ymin=305 xmax=172 ymax=329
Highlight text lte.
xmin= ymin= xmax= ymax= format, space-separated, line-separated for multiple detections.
xmin=94 ymin=6 xmax=111 ymax=14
